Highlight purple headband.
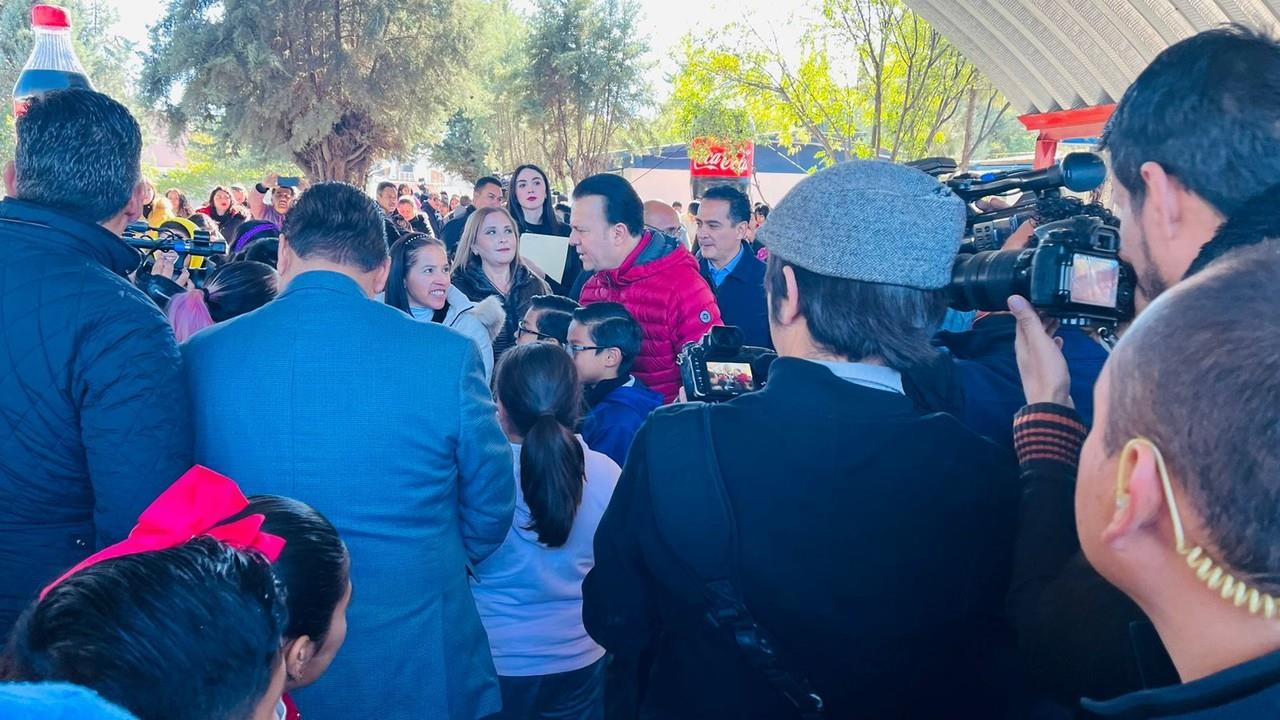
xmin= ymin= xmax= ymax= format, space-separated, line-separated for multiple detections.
xmin=232 ymin=223 xmax=280 ymax=254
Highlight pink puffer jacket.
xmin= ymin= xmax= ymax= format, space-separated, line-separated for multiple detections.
xmin=580 ymin=231 xmax=722 ymax=402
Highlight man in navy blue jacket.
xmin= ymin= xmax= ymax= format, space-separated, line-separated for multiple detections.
xmin=568 ymin=303 xmax=662 ymax=467
xmin=0 ymin=90 xmax=192 ymax=639
xmin=695 ymin=185 xmax=772 ymax=349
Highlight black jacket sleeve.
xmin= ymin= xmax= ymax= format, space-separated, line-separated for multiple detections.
xmin=581 ymin=422 xmax=661 ymax=657
xmin=1007 ymin=403 xmax=1176 ymax=706
xmin=78 ymin=300 xmax=195 ymax=548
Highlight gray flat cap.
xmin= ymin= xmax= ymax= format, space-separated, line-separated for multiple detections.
xmin=757 ymin=159 xmax=966 ymax=289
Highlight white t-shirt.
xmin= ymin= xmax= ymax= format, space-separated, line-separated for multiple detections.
xmin=470 ymin=437 xmax=620 ymax=676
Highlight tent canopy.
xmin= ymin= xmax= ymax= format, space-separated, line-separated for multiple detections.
xmin=906 ymin=0 xmax=1280 ymax=115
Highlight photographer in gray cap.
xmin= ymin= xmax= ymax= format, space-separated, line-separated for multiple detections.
xmin=583 ymin=160 xmax=1021 ymax=719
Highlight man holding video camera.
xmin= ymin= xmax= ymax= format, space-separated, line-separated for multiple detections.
xmin=0 ymin=88 xmax=193 ymax=639
xmin=1003 ymin=24 xmax=1280 ymax=711
xmin=582 ymin=160 xmax=1021 ymax=719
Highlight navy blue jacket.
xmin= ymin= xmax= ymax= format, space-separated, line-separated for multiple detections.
xmin=1083 ymin=642 xmax=1280 ymax=719
xmin=936 ymin=315 xmax=1107 ymax=451
xmin=0 ymin=198 xmax=193 ymax=638
xmin=581 ymin=376 xmax=663 ymax=467
xmin=699 ymin=243 xmax=772 ymax=349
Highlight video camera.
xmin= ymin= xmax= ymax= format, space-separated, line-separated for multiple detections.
xmin=678 ymin=326 xmax=776 ymax=402
xmin=950 ymin=215 xmax=1135 ymax=327
xmin=911 ymin=152 xmax=1135 ymax=329
xmin=122 ymin=220 xmax=226 ymax=257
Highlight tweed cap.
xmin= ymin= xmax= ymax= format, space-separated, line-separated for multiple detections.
xmin=756 ymin=159 xmax=966 ymax=289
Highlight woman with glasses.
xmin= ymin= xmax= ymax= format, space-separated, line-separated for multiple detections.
xmin=452 ymin=207 xmax=550 ymax=362
xmin=385 ymin=233 xmax=505 ymax=381
xmin=472 ymin=342 xmax=620 ymax=720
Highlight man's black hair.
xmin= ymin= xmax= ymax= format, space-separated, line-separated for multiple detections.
xmin=14 ymin=88 xmax=142 ymax=223
xmin=572 ymin=174 xmax=644 ymax=236
xmin=283 ymin=182 xmax=388 ymax=272
xmin=375 ymin=181 xmax=397 ymax=196
xmin=1106 ymin=243 xmax=1280 ymax=592
xmin=529 ymin=294 xmax=581 ymax=344
xmin=765 ymin=254 xmax=948 ymax=370
xmin=474 ymin=175 xmax=503 ymax=193
xmin=572 ymin=302 xmax=643 ymax=375
xmin=5 ymin=537 xmax=286 ymax=720
xmin=701 ymin=185 xmax=752 ymax=225
xmin=1100 ymin=25 xmax=1280 ymax=217
xmin=688 ymin=200 xmax=700 ymax=215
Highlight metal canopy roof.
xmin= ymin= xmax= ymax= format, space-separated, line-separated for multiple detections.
xmin=905 ymin=0 xmax=1280 ymax=114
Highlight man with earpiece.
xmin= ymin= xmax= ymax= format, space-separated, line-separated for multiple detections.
xmin=1004 ymin=25 xmax=1280 ymax=716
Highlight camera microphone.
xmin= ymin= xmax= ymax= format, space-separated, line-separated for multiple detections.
xmin=949 ymin=152 xmax=1106 ymax=202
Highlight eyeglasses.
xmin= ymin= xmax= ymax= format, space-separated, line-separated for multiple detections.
xmin=567 ymin=343 xmax=609 ymax=357
xmin=517 ymin=323 xmax=561 ymax=344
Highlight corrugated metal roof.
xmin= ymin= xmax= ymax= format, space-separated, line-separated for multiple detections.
xmin=905 ymin=0 xmax=1280 ymax=114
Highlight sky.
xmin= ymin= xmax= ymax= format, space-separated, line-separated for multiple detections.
xmin=103 ymin=0 xmax=810 ymax=102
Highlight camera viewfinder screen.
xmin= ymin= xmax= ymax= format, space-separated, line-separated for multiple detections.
xmin=706 ymin=361 xmax=755 ymax=394
xmin=1069 ymin=254 xmax=1120 ymax=308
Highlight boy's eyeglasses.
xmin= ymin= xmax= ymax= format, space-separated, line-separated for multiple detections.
xmin=567 ymin=343 xmax=610 ymax=357
xmin=517 ymin=323 xmax=561 ymax=345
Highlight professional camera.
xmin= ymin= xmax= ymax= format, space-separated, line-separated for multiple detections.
xmin=949 ymin=215 xmax=1136 ymax=328
xmin=125 ymin=219 xmax=227 ymax=306
xmin=910 ymin=152 xmax=1135 ymax=329
xmin=122 ymin=220 xmax=226 ymax=257
xmin=678 ymin=326 xmax=776 ymax=402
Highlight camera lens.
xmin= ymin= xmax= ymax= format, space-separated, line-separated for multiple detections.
xmin=949 ymin=249 xmax=1033 ymax=312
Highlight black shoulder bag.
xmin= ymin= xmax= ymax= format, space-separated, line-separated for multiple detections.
xmin=647 ymin=403 xmax=825 ymax=720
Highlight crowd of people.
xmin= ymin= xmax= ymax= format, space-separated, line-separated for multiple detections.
xmin=0 ymin=23 xmax=1278 ymax=720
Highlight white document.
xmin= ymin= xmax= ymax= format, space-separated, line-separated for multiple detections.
xmin=520 ymin=232 xmax=570 ymax=285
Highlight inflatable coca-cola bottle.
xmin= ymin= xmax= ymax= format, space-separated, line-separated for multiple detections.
xmin=12 ymin=4 xmax=93 ymax=118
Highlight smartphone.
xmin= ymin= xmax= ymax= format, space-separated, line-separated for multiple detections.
xmin=277 ymin=177 xmax=300 ymax=188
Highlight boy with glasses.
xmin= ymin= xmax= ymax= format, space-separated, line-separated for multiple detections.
xmin=516 ymin=295 xmax=580 ymax=347
xmin=567 ymin=303 xmax=662 ymax=467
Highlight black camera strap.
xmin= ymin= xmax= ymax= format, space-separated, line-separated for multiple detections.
xmin=648 ymin=404 xmax=825 ymax=720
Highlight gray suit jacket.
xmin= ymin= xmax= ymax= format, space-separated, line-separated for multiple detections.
xmin=183 ymin=270 xmax=514 ymax=719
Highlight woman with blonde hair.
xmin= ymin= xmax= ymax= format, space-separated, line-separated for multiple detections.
xmin=452 ymin=206 xmax=549 ymax=361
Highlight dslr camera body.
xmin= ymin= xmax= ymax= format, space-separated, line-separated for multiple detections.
xmin=678 ymin=326 xmax=776 ymax=402
xmin=950 ymin=215 xmax=1135 ymax=327
xmin=912 ymin=152 xmax=1137 ymax=330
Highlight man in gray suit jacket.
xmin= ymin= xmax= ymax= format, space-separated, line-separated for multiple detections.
xmin=182 ymin=182 xmax=515 ymax=720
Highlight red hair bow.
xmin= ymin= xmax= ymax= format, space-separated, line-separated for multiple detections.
xmin=41 ymin=465 xmax=286 ymax=599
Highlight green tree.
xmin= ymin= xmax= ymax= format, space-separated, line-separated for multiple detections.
xmin=141 ymin=0 xmax=472 ymax=185
xmin=0 ymin=0 xmax=136 ymax=164
xmin=663 ymin=0 xmax=1010 ymax=166
xmin=431 ymin=110 xmax=491 ymax=183
xmin=151 ymin=133 xmax=300 ymax=199
xmin=517 ymin=0 xmax=650 ymax=184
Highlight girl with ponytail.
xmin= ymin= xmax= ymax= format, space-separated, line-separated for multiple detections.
xmin=166 ymin=261 xmax=279 ymax=342
xmin=472 ymin=342 xmax=621 ymax=718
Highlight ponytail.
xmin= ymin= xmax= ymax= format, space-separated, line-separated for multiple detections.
xmin=520 ymin=413 xmax=585 ymax=547
xmin=166 ymin=288 xmax=214 ymax=343
xmin=495 ymin=343 xmax=586 ymax=548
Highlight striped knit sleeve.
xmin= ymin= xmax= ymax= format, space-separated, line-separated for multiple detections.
xmin=1013 ymin=403 xmax=1087 ymax=477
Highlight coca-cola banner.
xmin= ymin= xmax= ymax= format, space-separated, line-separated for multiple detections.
xmin=689 ymin=138 xmax=755 ymax=178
